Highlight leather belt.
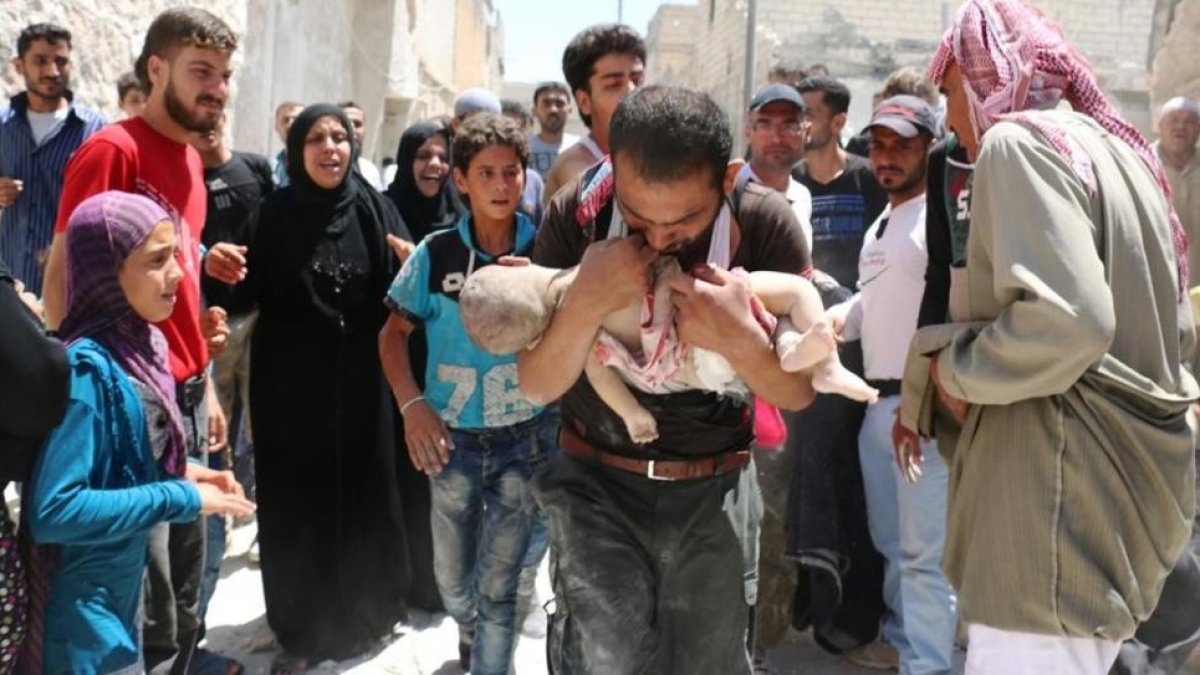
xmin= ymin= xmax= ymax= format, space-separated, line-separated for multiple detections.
xmin=866 ymin=379 xmax=902 ymax=398
xmin=559 ymin=428 xmax=750 ymax=482
xmin=175 ymin=373 xmax=207 ymax=411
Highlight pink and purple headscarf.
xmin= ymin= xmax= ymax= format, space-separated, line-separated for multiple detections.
xmin=929 ymin=0 xmax=1188 ymax=293
xmin=59 ymin=191 xmax=187 ymax=477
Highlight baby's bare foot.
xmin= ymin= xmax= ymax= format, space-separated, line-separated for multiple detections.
xmin=812 ymin=359 xmax=879 ymax=404
xmin=624 ymin=408 xmax=660 ymax=444
xmin=778 ymin=322 xmax=837 ymax=372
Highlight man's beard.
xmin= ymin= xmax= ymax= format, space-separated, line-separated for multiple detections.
xmin=540 ymin=115 xmax=565 ymax=134
xmin=881 ymin=169 xmax=925 ymax=195
xmin=164 ymin=79 xmax=223 ymax=133
xmin=28 ymin=76 xmax=67 ymax=103
xmin=804 ymin=129 xmax=831 ymax=153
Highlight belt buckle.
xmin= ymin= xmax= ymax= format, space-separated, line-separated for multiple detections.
xmin=646 ymin=460 xmax=672 ymax=482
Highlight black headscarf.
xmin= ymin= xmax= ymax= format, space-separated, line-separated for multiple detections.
xmin=255 ymin=104 xmax=411 ymax=303
xmin=283 ymin=103 xmax=411 ymax=240
xmin=385 ymin=120 xmax=463 ymax=242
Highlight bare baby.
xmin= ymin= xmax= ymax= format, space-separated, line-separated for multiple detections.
xmin=460 ymin=258 xmax=878 ymax=443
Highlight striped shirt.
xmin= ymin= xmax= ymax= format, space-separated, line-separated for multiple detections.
xmin=0 ymin=92 xmax=105 ymax=295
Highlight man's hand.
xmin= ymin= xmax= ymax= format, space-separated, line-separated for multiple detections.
xmin=668 ymin=264 xmax=766 ymax=358
xmin=201 ymin=306 xmax=230 ymax=355
xmin=572 ymin=235 xmax=657 ymax=316
xmin=206 ymin=380 xmax=228 ymax=452
xmin=930 ymin=354 xmax=969 ymax=424
xmin=402 ymin=399 xmax=455 ymax=475
xmin=0 ymin=178 xmax=23 ymax=207
xmin=386 ymin=234 xmax=415 ymax=265
xmin=823 ymin=301 xmax=852 ymax=340
xmin=891 ymin=407 xmax=924 ymax=484
xmin=205 ymin=243 xmax=248 ymax=285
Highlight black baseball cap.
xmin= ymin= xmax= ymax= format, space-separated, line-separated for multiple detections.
xmin=748 ymin=84 xmax=806 ymax=112
xmin=868 ymin=95 xmax=938 ymax=138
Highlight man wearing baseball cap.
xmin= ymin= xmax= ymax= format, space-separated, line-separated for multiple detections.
xmin=825 ymin=94 xmax=956 ymax=674
xmin=738 ymin=83 xmax=816 ymax=672
xmin=741 ymin=84 xmax=813 ymax=249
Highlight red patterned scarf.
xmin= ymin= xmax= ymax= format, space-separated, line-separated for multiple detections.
xmin=930 ymin=0 xmax=1188 ymax=294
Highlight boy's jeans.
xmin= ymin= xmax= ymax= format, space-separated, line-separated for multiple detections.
xmin=431 ymin=412 xmax=555 ymax=675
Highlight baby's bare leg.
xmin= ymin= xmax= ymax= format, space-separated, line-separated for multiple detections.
xmin=748 ymin=271 xmax=837 ymax=372
xmin=774 ymin=318 xmax=879 ymax=403
xmin=585 ymin=349 xmax=659 ymax=443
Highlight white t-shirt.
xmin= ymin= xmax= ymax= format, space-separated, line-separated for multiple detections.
xmin=738 ymin=163 xmax=814 ymax=253
xmin=841 ymin=194 xmax=928 ymax=381
xmin=27 ymin=107 xmax=70 ymax=145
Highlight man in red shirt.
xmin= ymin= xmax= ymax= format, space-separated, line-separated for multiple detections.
xmin=41 ymin=8 xmax=238 ymax=673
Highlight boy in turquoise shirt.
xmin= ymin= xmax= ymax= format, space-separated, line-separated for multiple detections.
xmin=379 ymin=114 xmax=556 ymax=675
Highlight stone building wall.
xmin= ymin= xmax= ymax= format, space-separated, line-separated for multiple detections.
xmin=1 ymin=0 xmax=501 ymax=166
xmin=664 ymin=0 xmax=1161 ymax=150
xmin=647 ymin=4 xmax=701 ymax=88
xmin=1151 ymin=0 xmax=1200 ymax=112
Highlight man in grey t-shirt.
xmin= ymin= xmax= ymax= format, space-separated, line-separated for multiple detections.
xmin=528 ymin=81 xmax=578 ymax=181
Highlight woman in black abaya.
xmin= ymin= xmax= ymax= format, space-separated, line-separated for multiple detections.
xmin=383 ymin=121 xmax=465 ymax=612
xmin=242 ymin=104 xmax=412 ymax=671
xmin=385 ymin=120 xmax=462 ymax=242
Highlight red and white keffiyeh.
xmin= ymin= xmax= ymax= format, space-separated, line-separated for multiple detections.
xmin=929 ymin=0 xmax=1188 ymax=293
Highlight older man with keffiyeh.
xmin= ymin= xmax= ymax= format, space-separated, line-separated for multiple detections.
xmin=894 ymin=1 xmax=1199 ymax=672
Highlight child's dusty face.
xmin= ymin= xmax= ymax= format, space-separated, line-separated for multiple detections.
xmin=454 ymin=145 xmax=525 ymax=223
xmin=118 ymin=220 xmax=182 ymax=323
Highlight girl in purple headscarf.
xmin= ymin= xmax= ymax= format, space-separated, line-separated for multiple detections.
xmin=24 ymin=191 xmax=255 ymax=674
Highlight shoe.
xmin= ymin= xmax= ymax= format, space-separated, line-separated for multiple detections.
xmin=843 ymin=639 xmax=899 ymax=670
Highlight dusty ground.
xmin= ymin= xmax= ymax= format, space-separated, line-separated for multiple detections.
xmin=203 ymin=521 xmax=898 ymax=674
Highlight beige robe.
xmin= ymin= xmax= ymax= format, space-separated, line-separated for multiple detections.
xmin=900 ymin=111 xmax=1198 ymax=641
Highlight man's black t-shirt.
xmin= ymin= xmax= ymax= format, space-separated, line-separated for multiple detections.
xmin=200 ymin=151 xmax=274 ymax=316
xmin=793 ymin=154 xmax=887 ymax=291
xmin=533 ymin=168 xmax=811 ymax=459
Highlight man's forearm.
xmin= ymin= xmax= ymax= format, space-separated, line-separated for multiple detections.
xmin=517 ymin=290 xmax=604 ymax=405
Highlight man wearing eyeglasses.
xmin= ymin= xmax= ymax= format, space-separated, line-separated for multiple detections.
xmin=740 ymin=84 xmax=813 ymax=251
xmin=736 ymin=84 xmax=815 ymax=672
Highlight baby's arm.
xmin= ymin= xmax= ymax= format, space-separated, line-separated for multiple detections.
xmin=747 ymin=272 xmax=878 ymax=403
xmin=585 ymin=349 xmax=659 ymax=444
xmin=745 ymin=270 xmax=823 ymax=331
xmin=747 ymin=271 xmax=835 ymax=372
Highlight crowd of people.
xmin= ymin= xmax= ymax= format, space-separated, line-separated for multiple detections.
xmin=0 ymin=1 xmax=1199 ymax=674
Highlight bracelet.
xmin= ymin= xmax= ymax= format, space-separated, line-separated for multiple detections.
xmin=399 ymin=395 xmax=426 ymax=415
